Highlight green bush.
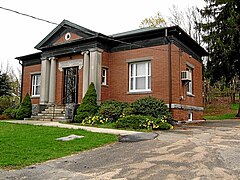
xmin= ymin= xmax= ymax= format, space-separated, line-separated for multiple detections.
xmin=16 ymin=93 xmax=32 ymax=120
xmin=82 ymin=115 xmax=109 ymax=126
xmin=3 ymin=106 xmax=19 ymax=119
xmin=131 ymin=96 xmax=172 ymax=120
xmin=157 ymin=122 xmax=173 ymax=130
xmin=74 ymin=83 xmax=98 ymax=122
xmin=115 ymin=114 xmax=173 ymax=130
xmin=0 ymin=96 xmax=13 ymax=114
xmin=98 ymin=100 xmax=128 ymax=122
xmin=115 ymin=115 xmax=156 ymax=129
xmin=122 ymin=107 xmax=134 ymax=116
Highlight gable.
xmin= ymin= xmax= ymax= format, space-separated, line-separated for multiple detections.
xmin=53 ymin=31 xmax=83 ymax=46
xmin=35 ymin=20 xmax=98 ymax=50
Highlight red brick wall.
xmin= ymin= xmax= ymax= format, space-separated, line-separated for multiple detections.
xmin=22 ymin=64 xmax=41 ymax=104
xmin=108 ymin=45 xmax=169 ymax=103
xmin=171 ymin=109 xmax=203 ymax=121
xmin=101 ymin=52 xmax=110 ymax=101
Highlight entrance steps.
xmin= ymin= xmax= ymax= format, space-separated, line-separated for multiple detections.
xmin=25 ymin=105 xmax=67 ymax=121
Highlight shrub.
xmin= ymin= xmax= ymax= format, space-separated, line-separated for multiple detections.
xmin=0 ymin=96 xmax=13 ymax=114
xmin=115 ymin=114 xmax=173 ymax=130
xmin=3 ymin=106 xmax=19 ymax=119
xmin=98 ymin=100 xmax=128 ymax=122
xmin=115 ymin=115 xmax=156 ymax=129
xmin=157 ymin=122 xmax=173 ymax=130
xmin=131 ymin=96 xmax=172 ymax=120
xmin=122 ymin=107 xmax=134 ymax=116
xmin=16 ymin=93 xmax=32 ymax=120
xmin=82 ymin=115 xmax=109 ymax=126
xmin=74 ymin=83 xmax=98 ymax=122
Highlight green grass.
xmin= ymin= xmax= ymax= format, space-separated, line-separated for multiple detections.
xmin=204 ymin=103 xmax=239 ymax=120
xmin=0 ymin=122 xmax=117 ymax=169
xmin=231 ymin=103 xmax=239 ymax=110
xmin=203 ymin=113 xmax=236 ymax=120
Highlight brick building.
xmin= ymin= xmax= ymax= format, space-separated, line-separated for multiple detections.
xmin=16 ymin=20 xmax=207 ymax=121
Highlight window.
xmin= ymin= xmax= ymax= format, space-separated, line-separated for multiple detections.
xmin=102 ymin=68 xmax=107 ymax=85
xmin=32 ymin=74 xmax=41 ymax=96
xmin=188 ymin=112 xmax=193 ymax=121
xmin=186 ymin=67 xmax=193 ymax=95
xmin=129 ymin=61 xmax=151 ymax=92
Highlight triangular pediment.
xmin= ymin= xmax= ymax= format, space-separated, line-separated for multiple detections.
xmin=35 ymin=20 xmax=98 ymax=49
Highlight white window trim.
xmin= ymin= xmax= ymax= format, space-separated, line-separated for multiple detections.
xmin=129 ymin=61 xmax=151 ymax=93
xmin=102 ymin=68 xmax=107 ymax=85
xmin=31 ymin=74 xmax=41 ymax=97
xmin=188 ymin=112 xmax=193 ymax=121
xmin=186 ymin=67 xmax=193 ymax=95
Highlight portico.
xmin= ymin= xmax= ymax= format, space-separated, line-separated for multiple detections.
xmin=39 ymin=48 xmax=102 ymax=105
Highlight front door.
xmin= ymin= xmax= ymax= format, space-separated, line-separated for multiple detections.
xmin=63 ymin=67 xmax=78 ymax=104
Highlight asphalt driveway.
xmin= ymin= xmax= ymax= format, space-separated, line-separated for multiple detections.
xmin=1 ymin=119 xmax=240 ymax=180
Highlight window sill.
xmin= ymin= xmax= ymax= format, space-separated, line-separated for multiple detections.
xmin=127 ymin=91 xmax=152 ymax=95
xmin=31 ymin=95 xmax=40 ymax=99
xmin=187 ymin=93 xmax=195 ymax=97
xmin=101 ymin=84 xmax=108 ymax=87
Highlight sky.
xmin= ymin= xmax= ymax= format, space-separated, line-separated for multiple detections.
xmin=0 ymin=0 xmax=205 ymax=76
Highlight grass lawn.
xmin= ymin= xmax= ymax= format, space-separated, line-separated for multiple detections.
xmin=0 ymin=122 xmax=117 ymax=169
xmin=204 ymin=103 xmax=239 ymax=120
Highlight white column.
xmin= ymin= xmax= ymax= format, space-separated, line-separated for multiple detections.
xmin=48 ymin=57 xmax=57 ymax=104
xmin=82 ymin=51 xmax=90 ymax=97
xmin=89 ymin=48 xmax=103 ymax=103
xmin=40 ymin=57 xmax=50 ymax=104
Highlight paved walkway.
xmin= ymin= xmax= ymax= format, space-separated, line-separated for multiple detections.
xmin=3 ymin=120 xmax=143 ymax=136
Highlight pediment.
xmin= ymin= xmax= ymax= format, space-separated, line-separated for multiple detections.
xmin=35 ymin=20 xmax=98 ymax=49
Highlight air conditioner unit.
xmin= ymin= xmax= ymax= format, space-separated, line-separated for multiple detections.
xmin=181 ymin=71 xmax=191 ymax=81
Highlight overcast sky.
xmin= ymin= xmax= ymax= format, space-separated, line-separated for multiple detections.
xmin=0 ymin=0 xmax=205 ymax=75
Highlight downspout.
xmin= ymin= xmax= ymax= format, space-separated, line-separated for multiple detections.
xmin=18 ymin=59 xmax=23 ymax=102
xmin=165 ymin=29 xmax=172 ymax=112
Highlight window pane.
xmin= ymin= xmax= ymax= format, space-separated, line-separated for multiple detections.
xmin=148 ymin=76 xmax=151 ymax=89
xmin=130 ymin=64 xmax=134 ymax=77
xmin=136 ymin=77 xmax=145 ymax=89
xmin=148 ymin=62 xmax=151 ymax=75
xmin=130 ymin=78 xmax=134 ymax=90
xmin=136 ymin=63 xmax=145 ymax=76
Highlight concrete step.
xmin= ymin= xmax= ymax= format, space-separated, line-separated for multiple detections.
xmin=31 ymin=115 xmax=66 ymax=119
xmin=46 ymin=107 xmax=65 ymax=111
xmin=42 ymin=110 xmax=65 ymax=114
xmin=38 ymin=113 xmax=66 ymax=117
xmin=24 ymin=118 xmax=68 ymax=122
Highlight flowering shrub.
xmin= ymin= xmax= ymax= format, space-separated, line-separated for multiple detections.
xmin=98 ymin=100 xmax=128 ymax=122
xmin=82 ymin=115 xmax=109 ymax=126
xmin=115 ymin=114 xmax=173 ymax=130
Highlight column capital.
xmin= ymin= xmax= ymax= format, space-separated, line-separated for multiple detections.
xmin=49 ymin=57 xmax=57 ymax=61
xmin=40 ymin=57 xmax=48 ymax=61
xmin=81 ymin=51 xmax=89 ymax=55
xmin=89 ymin=48 xmax=103 ymax=53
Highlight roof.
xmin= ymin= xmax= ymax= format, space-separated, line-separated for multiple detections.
xmin=35 ymin=20 xmax=98 ymax=49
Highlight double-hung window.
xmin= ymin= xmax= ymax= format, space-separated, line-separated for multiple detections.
xmin=32 ymin=74 xmax=41 ymax=97
xmin=186 ymin=67 xmax=193 ymax=95
xmin=102 ymin=68 xmax=107 ymax=85
xmin=129 ymin=61 xmax=151 ymax=92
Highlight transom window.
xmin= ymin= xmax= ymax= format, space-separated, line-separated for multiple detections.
xmin=129 ymin=61 xmax=151 ymax=92
xmin=32 ymin=74 xmax=41 ymax=96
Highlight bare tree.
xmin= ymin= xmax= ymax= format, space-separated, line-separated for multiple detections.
xmin=140 ymin=12 xmax=167 ymax=28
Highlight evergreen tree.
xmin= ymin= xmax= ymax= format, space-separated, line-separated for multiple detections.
xmin=16 ymin=93 xmax=32 ymax=120
xmin=0 ymin=71 xmax=12 ymax=96
xmin=74 ymin=83 xmax=98 ymax=122
xmin=200 ymin=0 xmax=240 ymax=116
